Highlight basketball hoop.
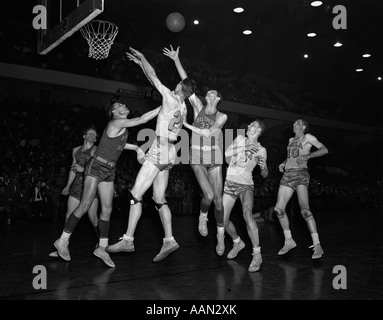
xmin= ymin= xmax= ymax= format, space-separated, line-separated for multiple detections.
xmin=80 ymin=20 xmax=118 ymax=60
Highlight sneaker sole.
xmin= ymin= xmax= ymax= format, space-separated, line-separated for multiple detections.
xmin=93 ymin=251 xmax=116 ymax=268
xmin=49 ymin=251 xmax=59 ymax=258
xmin=277 ymin=243 xmax=297 ymax=255
xmin=227 ymin=242 xmax=246 ymax=260
xmin=312 ymin=252 xmax=324 ymax=259
xmin=54 ymin=242 xmax=71 ymax=261
xmin=153 ymin=244 xmax=180 ymax=263
xmin=105 ymin=246 xmax=135 ymax=253
xmin=198 ymin=229 xmax=208 ymax=237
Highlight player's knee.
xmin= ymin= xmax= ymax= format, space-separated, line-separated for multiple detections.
xmin=204 ymin=191 xmax=214 ymax=204
xmin=301 ymin=208 xmax=313 ymax=220
xmin=104 ymin=206 xmax=113 ymax=215
xmin=274 ymin=207 xmax=286 ymax=219
xmin=129 ymin=191 xmax=142 ymax=206
xmin=213 ymin=197 xmax=223 ymax=210
xmin=153 ymin=198 xmax=168 ymax=211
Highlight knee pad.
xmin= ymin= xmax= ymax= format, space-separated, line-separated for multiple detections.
xmin=153 ymin=201 xmax=168 ymax=211
xmin=301 ymin=208 xmax=313 ymax=220
xmin=274 ymin=207 xmax=286 ymax=219
xmin=129 ymin=192 xmax=142 ymax=206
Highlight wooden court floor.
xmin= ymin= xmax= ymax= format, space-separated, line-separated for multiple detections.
xmin=1 ymin=204 xmax=382 ymax=303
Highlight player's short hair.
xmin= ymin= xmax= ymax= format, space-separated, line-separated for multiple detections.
xmin=180 ymin=78 xmax=196 ymax=98
xmin=301 ymin=119 xmax=309 ymax=133
xmin=106 ymin=95 xmax=121 ymax=119
xmin=83 ymin=125 xmax=98 ymax=138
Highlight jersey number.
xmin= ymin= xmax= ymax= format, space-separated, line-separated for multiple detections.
xmin=287 ymin=147 xmax=299 ymax=158
xmin=168 ymin=110 xmax=182 ymax=132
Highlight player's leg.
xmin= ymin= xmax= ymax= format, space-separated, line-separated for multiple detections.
xmin=54 ymin=176 xmax=98 ymax=261
xmin=192 ymin=165 xmax=214 ymax=236
xmin=223 ymin=191 xmax=245 ymax=260
xmin=87 ymin=197 xmax=100 ymax=239
xmin=152 ymin=169 xmax=179 ymax=262
xmin=240 ymin=189 xmax=262 ymax=272
xmin=275 ymin=185 xmax=297 ymax=255
xmin=49 ymin=195 xmax=79 ymax=258
xmin=93 ymin=181 xmax=115 ymax=267
xmin=208 ymin=166 xmax=225 ymax=255
xmin=106 ymin=161 xmax=159 ymax=253
xmin=296 ymin=185 xmax=323 ymax=259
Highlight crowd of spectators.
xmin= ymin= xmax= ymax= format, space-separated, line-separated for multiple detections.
xmin=0 ymin=94 xmax=380 ymax=226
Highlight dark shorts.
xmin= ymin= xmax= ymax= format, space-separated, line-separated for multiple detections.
xmin=189 ymin=146 xmax=223 ymax=171
xmin=69 ymin=176 xmax=84 ymax=201
xmin=145 ymin=137 xmax=175 ymax=171
xmin=224 ymin=179 xmax=254 ymax=199
xmin=85 ymin=157 xmax=115 ymax=183
xmin=280 ymin=168 xmax=310 ymax=191
xmin=69 ymin=175 xmax=99 ymax=201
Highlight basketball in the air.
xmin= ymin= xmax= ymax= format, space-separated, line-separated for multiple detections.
xmin=166 ymin=12 xmax=185 ymax=33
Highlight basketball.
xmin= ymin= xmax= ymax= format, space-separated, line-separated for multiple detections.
xmin=166 ymin=12 xmax=185 ymax=33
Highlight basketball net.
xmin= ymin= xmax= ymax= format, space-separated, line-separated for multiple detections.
xmin=80 ymin=20 xmax=119 ymax=60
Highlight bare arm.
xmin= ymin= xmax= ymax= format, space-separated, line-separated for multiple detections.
xmin=183 ymin=113 xmax=228 ymax=137
xmin=258 ymin=149 xmax=268 ymax=179
xmin=163 ymin=45 xmax=188 ymax=80
xmin=163 ymin=45 xmax=202 ymax=117
xmin=124 ymin=143 xmax=145 ymax=159
xmin=127 ymin=47 xmax=169 ymax=97
xmin=118 ymin=106 xmax=161 ymax=128
xmin=62 ymin=148 xmax=78 ymax=195
xmin=297 ymin=134 xmax=329 ymax=165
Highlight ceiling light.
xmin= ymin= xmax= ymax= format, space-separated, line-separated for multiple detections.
xmin=304 ymin=54 xmax=309 ymax=58
xmin=307 ymin=32 xmax=317 ymax=37
xmin=243 ymin=29 xmax=252 ymax=35
xmin=362 ymin=53 xmax=371 ymax=58
xmin=334 ymin=41 xmax=343 ymax=47
xmin=378 ymin=77 xmax=382 ymax=81
xmin=310 ymin=1 xmax=323 ymax=7
xmin=234 ymin=7 xmax=244 ymax=13
xmin=356 ymin=68 xmax=363 ymax=72
xmin=193 ymin=20 xmax=199 ymax=25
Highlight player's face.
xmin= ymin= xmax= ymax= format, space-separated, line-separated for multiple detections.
xmin=247 ymin=121 xmax=261 ymax=136
xmin=205 ymin=90 xmax=219 ymax=102
xmin=293 ymin=120 xmax=304 ymax=133
xmin=85 ymin=130 xmax=97 ymax=143
xmin=113 ymin=102 xmax=130 ymax=116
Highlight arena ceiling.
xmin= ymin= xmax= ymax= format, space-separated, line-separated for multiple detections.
xmin=5 ymin=0 xmax=383 ymax=114
xmin=102 ymin=0 xmax=383 ymax=111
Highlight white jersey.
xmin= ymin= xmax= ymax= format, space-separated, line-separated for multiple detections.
xmin=226 ymin=135 xmax=265 ymax=185
xmin=155 ymin=101 xmax=187 ymax=141
xmin=285 ymin=133 xmax=317 ymax=170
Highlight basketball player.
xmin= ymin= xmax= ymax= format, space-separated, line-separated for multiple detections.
xmin=163 ymin=45 xmax=227 ymax=256
xmin=106 ymin=47 xmax=196 ymax=262
xmin=49 ymin=127 xmax=99 ymax=258
xmin=223 ymin=120 xmax=268 ymax=272
xmin=274 ymin=119 xmax=328 ymax=259
xmin=53 ymin=96 xmax=161 ymax=267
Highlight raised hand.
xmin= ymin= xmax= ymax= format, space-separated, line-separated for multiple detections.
xmin=129 ymin=47 xmax=143 ymax=59
xmin=126 ymin=52 xmax=142 ymax=67
xmin=163 ymin=45 xmax=180 ymax=60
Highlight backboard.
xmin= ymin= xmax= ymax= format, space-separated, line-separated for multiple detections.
xmin=37 ymin=0 xmax=104 ymax=55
